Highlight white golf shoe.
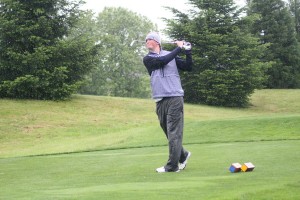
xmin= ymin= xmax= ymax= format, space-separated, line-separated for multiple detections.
xmin=179 ymin=152 xmax=191 ymax=170
xmin=156 ymin=166 xmax=180 ymax=173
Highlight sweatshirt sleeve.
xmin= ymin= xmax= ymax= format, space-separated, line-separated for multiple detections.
xmin=143 ymin=47 xmax=182 ymax=75
xmin=175 ymin=50 xmax=193 ymax=71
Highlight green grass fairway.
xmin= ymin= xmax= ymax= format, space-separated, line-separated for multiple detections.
xmin=1 ymin=141 xmax=299 ymax=199
xmin=0 ymin=89 xmax=300 ymax=199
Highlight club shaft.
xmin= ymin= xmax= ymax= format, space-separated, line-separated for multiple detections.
xmin=130 ymin=40 xmax=176 ymax=46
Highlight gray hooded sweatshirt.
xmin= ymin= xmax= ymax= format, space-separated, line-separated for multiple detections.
xmin=143 ymin=47 xmax=193 ymax=99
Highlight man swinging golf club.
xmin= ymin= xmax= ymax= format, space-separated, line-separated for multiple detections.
xmin=143 ymin=32 xmax=192 ymax=173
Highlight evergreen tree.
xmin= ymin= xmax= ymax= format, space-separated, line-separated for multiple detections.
xmin=249 ymin=0 xmax=300 ymax=88
xmin=288 ymin=0 xmax=300 ymax=41
xmin=164 ymin=0 xmax=270 ymax=107
xmin=0 ymin=0 xmax=98 ymax=100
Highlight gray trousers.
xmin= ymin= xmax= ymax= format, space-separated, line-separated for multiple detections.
xmin=156 ymin=96 xmax=189 ymax=171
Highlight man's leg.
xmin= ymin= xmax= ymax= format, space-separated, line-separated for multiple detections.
xmin=156 ymin=100 xmax=168 ymax=138
xmin=179 ymin=147 xmax=189 ymax=163
xmin=156 ymin=97 xmax=187 ymax=172
xmin=164 ymin=97 xmax=185 ymax=171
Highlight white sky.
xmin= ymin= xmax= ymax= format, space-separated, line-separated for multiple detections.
xmin=82 ymin=0 xmax=247 ymax=31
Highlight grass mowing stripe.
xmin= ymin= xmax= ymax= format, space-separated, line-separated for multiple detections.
xmin=1 ymin=138 xmax=300 ymax=159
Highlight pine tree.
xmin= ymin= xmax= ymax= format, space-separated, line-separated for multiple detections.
xmin=164 ymin=0 xmax=270 ymax=107
xmin=249 ymin=0 xmax=300 ymax=88
xmin=0 ymin=0 xmax=98 ymax=100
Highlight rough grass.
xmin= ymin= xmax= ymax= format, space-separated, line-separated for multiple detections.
xmin=0 ymin=89 xmax=299 ymax=158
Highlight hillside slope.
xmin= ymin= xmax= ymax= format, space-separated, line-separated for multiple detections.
xmin=0 ymin=89 xmax=299 ymax=158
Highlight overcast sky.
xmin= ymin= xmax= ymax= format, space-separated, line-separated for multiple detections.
xmin=81 ymin=0 xmax=247 ymax=31
xmin=81 ymin=0 xmax=193 ymax=30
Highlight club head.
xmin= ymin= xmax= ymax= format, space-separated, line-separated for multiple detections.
xmin=130 ymin=40 xmax=136 ymax=47
xmin=130 ymin=40 xmax=145 ymax=47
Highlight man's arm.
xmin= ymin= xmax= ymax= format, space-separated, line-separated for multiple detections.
xmin=143 ymin=47 xmax=182 ymax=75
xmin=175 ymin=50 xmax=193 ymax=72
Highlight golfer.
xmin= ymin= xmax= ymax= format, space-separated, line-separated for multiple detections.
xmin=143 ymin=32 xmax=193 ymax=173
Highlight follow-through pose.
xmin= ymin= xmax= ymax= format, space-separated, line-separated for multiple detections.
xmin=143 ymin=32 xmax=193 ymax=173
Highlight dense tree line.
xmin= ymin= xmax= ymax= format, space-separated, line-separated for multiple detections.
xmin=164 ymin=0 xmax=300 ymax=106
xmin=248 ymin=0 xmax=300 ymax=88
xmin=0 ymin=0 xmax=299 ymax=107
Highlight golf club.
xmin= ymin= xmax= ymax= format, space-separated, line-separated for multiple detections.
xmin=130 ymin=40 xmax=177 ymax=47
xmin=130 ymin=40 xmax=191 ymax=50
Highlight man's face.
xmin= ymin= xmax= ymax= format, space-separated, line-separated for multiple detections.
xmin=146 ymin=39 xmax=159 ymax=51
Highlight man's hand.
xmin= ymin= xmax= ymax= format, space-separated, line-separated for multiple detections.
xmin=175 ymin=41 xmax=184 ymax=48
xmin=183 ymin=42 xmax=192 ymax=50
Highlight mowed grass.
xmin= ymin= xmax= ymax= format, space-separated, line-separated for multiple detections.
xmin=0 ymin=89 xmax=300 ymax=199
xmin=1 ymin=141 xmax=300 ymax=199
